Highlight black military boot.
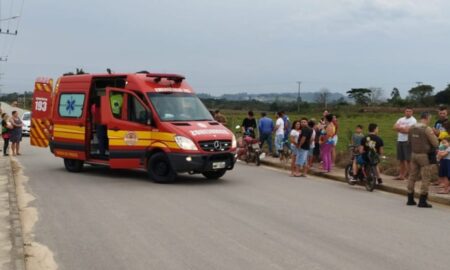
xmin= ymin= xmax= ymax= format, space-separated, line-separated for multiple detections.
xmin=417 ymin=194 xmax=432 ymax=208
xmin=406 ymin=193 xmax=416 ymax=206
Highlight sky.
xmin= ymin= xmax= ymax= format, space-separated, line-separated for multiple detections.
xmin=1 ymin=0 xmax=450 ymax=97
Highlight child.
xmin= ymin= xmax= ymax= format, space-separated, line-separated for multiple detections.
xmin=437 ymin=137 xmax=450 ymax=194
xmin=351 ymin=125 xmax=364 ymax=147
xmin=350 ymin=125 xmax=364 ymax=181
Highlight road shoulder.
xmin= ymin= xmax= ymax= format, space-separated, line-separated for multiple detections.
xmin=0 ymin=156 xmax=25 ymax=270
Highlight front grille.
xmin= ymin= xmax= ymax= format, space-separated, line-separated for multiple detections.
xmin=199 ymin=140 xmax=232 ymax=152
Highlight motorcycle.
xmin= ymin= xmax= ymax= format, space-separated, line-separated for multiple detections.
xmin=236 ymin=126 xmax=262 ymax=166
xmin=344 ymin=145 xmax=380 ymax=192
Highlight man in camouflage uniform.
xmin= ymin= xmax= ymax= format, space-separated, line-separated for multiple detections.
xmin=407 ymin=112 xmax=439 ymax=208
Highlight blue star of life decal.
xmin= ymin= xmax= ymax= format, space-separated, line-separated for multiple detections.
xmin=66 ymin=96 xmax=76 ymax=114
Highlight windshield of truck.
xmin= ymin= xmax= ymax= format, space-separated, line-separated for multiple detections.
xmin=148 ymin=92 xmax=213 ymax=121
xmin=22 ymin=113 xmax=31 ymax=120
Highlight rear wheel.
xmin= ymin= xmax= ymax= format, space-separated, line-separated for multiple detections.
xmin=255 ymin=153 xmax=261 ymax=166
xmin=365 ymin=166 xmax=377 ymax=192
xmin=202 ymin=169 xmax=226 ymax=180
xmin=147 ymin=152 xmax=177 ymax=183
xmin=345 ymin=164 xmax=356 ymax=185
xmin=63 ymin=158 xmax=84 ymax=172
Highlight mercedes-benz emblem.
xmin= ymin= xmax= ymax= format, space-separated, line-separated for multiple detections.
xmin=213 ymin=141 xmax=220 ymax=149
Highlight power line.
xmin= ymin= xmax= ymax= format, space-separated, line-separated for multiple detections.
xmin=0 ymin=0 xmax=26 ymax=92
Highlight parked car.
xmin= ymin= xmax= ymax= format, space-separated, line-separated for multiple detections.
xmin=21 ymin=112 xmax=31 ymax=136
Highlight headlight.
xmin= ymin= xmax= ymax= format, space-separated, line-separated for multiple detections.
xmin=232 ymin=134 xmax=237 ymax=148
xmin=174 ymin=136 xmax=198 ymax=151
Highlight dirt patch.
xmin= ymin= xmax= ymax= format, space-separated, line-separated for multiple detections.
xmin=12 ymin=158 xmax=57 ymax=270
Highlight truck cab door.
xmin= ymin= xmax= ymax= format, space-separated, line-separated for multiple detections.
xmin=30 ymin=78 xmax=53 ymax=147
xmin=100 ymin=87 xmax=153 ymax=168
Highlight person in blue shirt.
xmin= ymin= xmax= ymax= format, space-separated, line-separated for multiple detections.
xmin=258 ymin=112 xmax=274 ymax=155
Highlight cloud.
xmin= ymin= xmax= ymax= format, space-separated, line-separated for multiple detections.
xmin=276 ymin=0 xmax=450 ymax=36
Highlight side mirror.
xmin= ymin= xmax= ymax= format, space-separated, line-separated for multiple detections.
xmin=139 ymin=110 xmax=152 ymax=126
xmin=146 ymin=110 xmax=153 ymax=126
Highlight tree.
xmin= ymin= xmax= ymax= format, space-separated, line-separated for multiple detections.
xmin=269 ymin=101 xmax=280 ymax=112
xmin=388 ymin=87 xmax=404 ymax=106
xmin=346 ymin=88 xmax=372 ymax=106
xmin=435 ymin=84 xmax=450 ymax=105
xmin=408 ymin=84 xmax=434 ymax=106
xmin=315 ymin=88 xmax=330 ymax=109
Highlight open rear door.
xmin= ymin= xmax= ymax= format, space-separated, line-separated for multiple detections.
xmin=30 ymin=78 xmax=53 ymax=147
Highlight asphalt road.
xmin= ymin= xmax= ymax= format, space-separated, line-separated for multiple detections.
xmin=17 ymin=139 xmax=450 ymax=270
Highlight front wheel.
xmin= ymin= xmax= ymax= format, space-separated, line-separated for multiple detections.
xmin=345 ymin=164 xmax=356 ymax=185
xmin=365 ymin=166 xmax=377 ymax=192
xmin=148 ymin=152 xmax=177 ymax=183
xmin=202 ymin=169 xmax=226 ymax=180
xmin=255 ymin=153 xmax=261 ymax=166
xmin=64 ymin=158 xmax=84 ymax=172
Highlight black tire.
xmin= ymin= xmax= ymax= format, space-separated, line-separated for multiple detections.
xmin=365 ymin=166 xmax=377 ymax=192
xmin=63 ymin=158 xmax=84 ymax=172
xmin=255 ymin=153 xmax=261 ymax=166
xmin=147 ymin=152 xmax=177 ymax=183
xmin=345 ymin=164 xmax=356 ymax=185
xmin=202 ymin=169 xmax=226 ymax=180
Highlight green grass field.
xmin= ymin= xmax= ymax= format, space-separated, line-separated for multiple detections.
xmin=223 ymin=110 xmax=410 ymax=158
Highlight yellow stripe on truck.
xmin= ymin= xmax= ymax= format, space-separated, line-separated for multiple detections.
xmin=107 ymin=130 xmax=180 ymax=149
xmin=53 ymin=124 xmax=85 ymax=134
xmin=31 ymin=119 xmax=46 ymax=139
xmin=53 ymin=131 xmax=85 ymax=140
xmin=107 ymin=130 xmax=176 ymax=141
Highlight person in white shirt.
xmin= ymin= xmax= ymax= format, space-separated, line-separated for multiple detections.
xmin=289 ymin=120 xmax=301 ymax=176
xmin=393 ymin=107 xmax=417 ymax=180
xmin=274 ymin=112 xmax=285 ymax=157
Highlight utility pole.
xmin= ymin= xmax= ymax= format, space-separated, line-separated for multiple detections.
xmin=297 ymin=81 xmax=301 ymax=113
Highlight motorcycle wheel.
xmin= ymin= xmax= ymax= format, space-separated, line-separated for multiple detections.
xmin=255 ymin=153 xmax=261 ymax=166
xmin=365 ymin=165 xmax=377 ymax=192
xmin=345 ymin=164 xmax=356 ymax=185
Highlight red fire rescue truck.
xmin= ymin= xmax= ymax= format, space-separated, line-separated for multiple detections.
xmin=30 ymin=72 xmax=237 ymax=182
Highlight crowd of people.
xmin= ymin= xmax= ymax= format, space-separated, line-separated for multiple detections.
xmin=391 ymin=106 xmax=449 ymax=208
xmin=227 ymin=105 xmax=449 ymax=208
xmin=236 ymin=109 xmax=339 ymax=178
